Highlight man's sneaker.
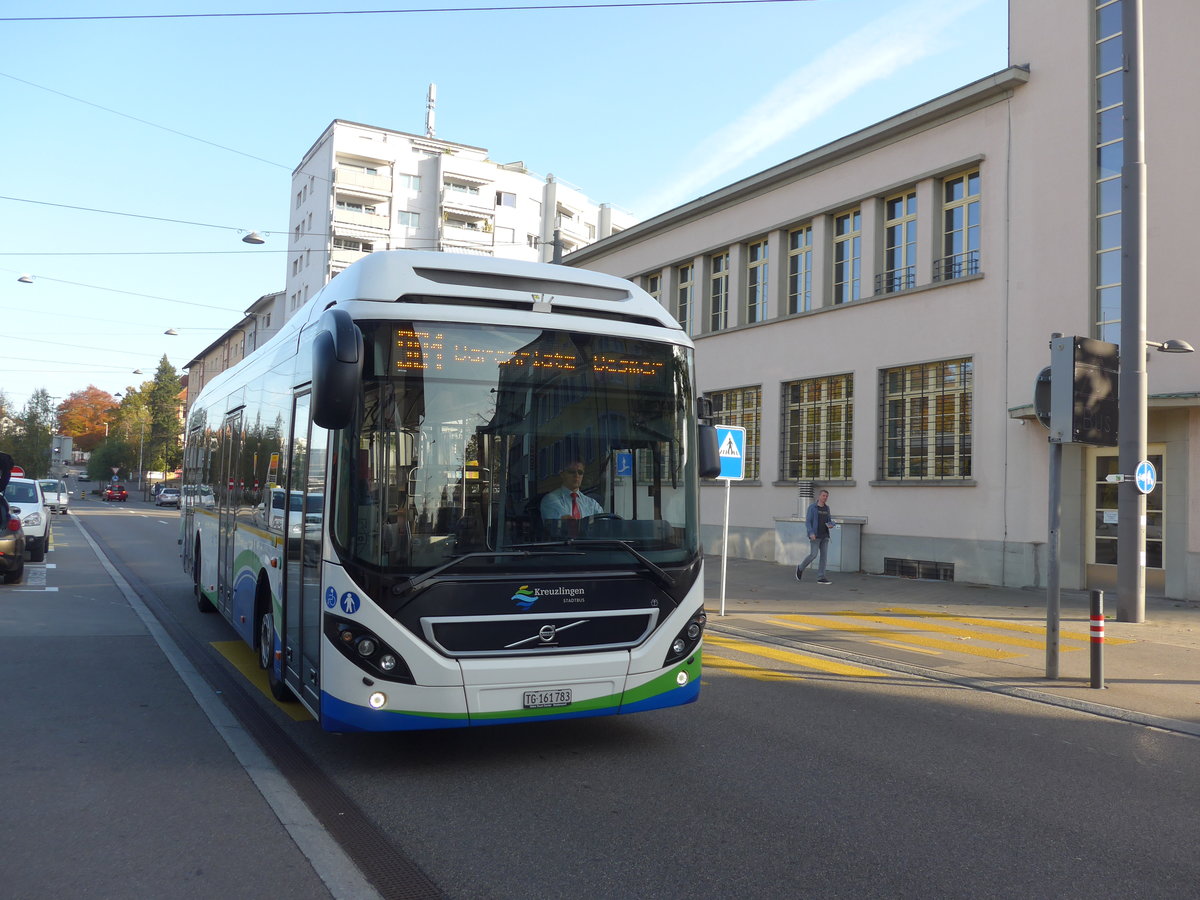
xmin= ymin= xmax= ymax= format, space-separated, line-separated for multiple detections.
xmin=817 ymin=577 xmax=832 ymax=585
xmin=794 ymin=567 xmax=803 ymax=582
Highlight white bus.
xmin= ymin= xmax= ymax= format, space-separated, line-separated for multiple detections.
xmin=181 ymin=251 xmax=719 ymax=732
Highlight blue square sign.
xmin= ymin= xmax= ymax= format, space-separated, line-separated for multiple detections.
xmin=715 ymin=426 xmax=746 ymax=480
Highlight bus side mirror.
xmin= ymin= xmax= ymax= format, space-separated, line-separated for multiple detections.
xmin=312 ymin=308 xmax=363 ymax=430
xmin=698 ymin=424 xmax=721 ymax=479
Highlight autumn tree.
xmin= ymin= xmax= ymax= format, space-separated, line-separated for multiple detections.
xmin=56 ymin=385 xmax=119 ymax=453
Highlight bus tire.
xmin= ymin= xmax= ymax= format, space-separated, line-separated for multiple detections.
xmin=194 ymin=545 xmax=215 ymax=613
xmin=258 ymin=602 xmax=294 ymax=702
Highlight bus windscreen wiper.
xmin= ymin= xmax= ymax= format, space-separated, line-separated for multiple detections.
xmin=391 ymin=549 xmax=585 ymax=598
xmin=513 ymin=539 xmax=675 ymax=590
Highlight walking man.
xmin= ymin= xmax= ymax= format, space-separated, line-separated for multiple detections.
xmin=795 ymin=489 xmax=836 ymax=585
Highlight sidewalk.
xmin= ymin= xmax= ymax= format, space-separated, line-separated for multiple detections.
xmin=0 ymin=511 xmax=365 ymax=899
xmin=703 ymin=554 xmax=1200 ymax=733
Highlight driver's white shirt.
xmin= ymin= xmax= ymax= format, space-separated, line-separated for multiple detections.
xmin=540 ymin=487 xmax=603 ymax=520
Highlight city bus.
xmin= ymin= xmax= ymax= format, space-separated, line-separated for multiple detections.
xmin=181 ymin=250 xmax=719 ymax=732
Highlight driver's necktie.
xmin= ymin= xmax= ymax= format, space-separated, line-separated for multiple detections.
xmin=570 ymin=492 xmax=580 ymax=519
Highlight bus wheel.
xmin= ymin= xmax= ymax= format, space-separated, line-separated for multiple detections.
xmin=194 ymin=548 xmax=215 ymax=613
xmin=259 ymin=605 xmax=294 ymax=702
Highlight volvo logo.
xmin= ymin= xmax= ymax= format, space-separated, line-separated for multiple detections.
xmin=538 ymin=624 xmax=557 ymax=642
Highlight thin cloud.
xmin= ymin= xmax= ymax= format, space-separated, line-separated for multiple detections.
xmin=637 ymin=0 xmax=989 ymax=216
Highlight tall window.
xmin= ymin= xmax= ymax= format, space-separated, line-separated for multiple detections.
xmin=676 ymin=263 xmax=694 ymax=333
xmin=936 ymin=170 xmax=981 ymax=281
xmin=745 ymin=240 xmax=769 ymax=324
xmin=709 ymin=252 xmax=730 ymax=332
xmin=707 ymin=385 xmax=761 ymax=480
xmin=832 ymin=209 xmax=862 ymax=304
xmin=880 ymin=359 xmax=973 ymax=480
xmin=397 ymin=211 xmax=420 ymax=227
xmin=644 ymin=273 xmax=661 ymax=302
xmin=1095 ymin=0 xmax=1123 ymax=344
xmin=399 ymin=174 xmax=422 ymax=191
xmin=880 ymin=191 xmax=917 ymax=294
xmin=787 ymin=225 xmax=813 ymax=314
xmin=782 ymin=374 xmax=853 ymax=480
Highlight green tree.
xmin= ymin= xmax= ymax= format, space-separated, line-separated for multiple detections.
xmin=6 ymin=389 xmax=57 ymax=478
xmin=146 ymin=355 xmax=183 ymax=473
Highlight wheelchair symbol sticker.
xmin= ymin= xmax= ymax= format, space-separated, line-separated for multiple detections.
xmin=325 ymin=586 xmax=337 ymax=609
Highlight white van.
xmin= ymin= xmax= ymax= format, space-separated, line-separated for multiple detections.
xmin=39 ymin=478 xmax=69 ymax=515
xmin=4 ymin=477 xmax=51 ymax=562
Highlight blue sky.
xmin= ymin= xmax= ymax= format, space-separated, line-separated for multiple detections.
xmin=0 ymin=0 xmax=1007 ymax=411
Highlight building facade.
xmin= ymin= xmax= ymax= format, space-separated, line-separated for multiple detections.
xmin=566 ymin=0 xmax=1199 ymax=599
xmin=285 ymin=120 xmax=633 ymax=318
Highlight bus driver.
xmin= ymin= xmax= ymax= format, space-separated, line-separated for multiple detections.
xmin=540 ymin=460 xmax=603 ymax=525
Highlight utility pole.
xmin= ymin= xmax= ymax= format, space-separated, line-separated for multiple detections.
xmin=1117 ymin=0 xmax=1146 ymax=622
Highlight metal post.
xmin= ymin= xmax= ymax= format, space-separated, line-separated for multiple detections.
xmin=1117 ymin=0 xmax=1147 ymax=623
xmin=719 ymin=477 xmax=731 ymax=617
xmin=1090 ymin=590 xmax=1106 ymax=689
xmin=1046 ymin=440 xmax=1062 ymax=679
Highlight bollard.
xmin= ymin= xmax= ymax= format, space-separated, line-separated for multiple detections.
xmin=1090 ymin=589 xmax=1105 ymax=689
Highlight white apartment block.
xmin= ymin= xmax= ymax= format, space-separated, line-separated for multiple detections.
xmin=567 ymin=0 xmax=1200 ymax=600
xmin=284 ymin=120 xmax=633 ymax=317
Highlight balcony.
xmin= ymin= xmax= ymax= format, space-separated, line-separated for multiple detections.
xmin=874 ymin=267 xmax=915 ymax=295
xmin=334 ymin=166 xmax=391 ymax=193
xmin=933 ymin=250 xmax=980 ymax=282
xmin=333 ymin=208 xmax=389 ymax=231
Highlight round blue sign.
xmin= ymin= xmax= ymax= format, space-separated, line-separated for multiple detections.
xmin=324 ymin=586 xmax=337 ymax=609
xmin=1134 ymin=459 xmax=1157 ymax=495
xmin=340 ymin=592 xmax=361 ymax=614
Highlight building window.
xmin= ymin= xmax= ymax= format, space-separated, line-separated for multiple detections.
xmin=745 ymin=239 xmax=769 ymax=324
xmin=397 ymin=211 xmax=420 ymax=227
xmin=832 ymin=209 xmax=862 ymax=304
xmin=676 ymin=263 xmax=694 ymax=333
xmin=496 ymin=191 xmax=517 ymax=208
xmin=336 ymin=200 xmax=377 ymax=214
xmin=879 ymin=191 xmax=917 ymax=294
xmin=709 ymin=252 xmax=730 ymax=332
xmin=936 ymin=170 xmax=980 ymax=281
xmin=787 ymin=225 xmax=812 ymax=314
xmin=447 ymin=181 xmax=480 ymax=196
xmin=644 ymin=273 xmax=661 ymax=301
xmin=880 ymin=358 xmax=973 ymax=480
xmin=399 ymin=174 xmax=422 ymax=191
xmin=707 ymin=385 xmax=761 ymax=480
xmin=333 ymin=237 xmax=373 ymax=252
xmin=1095 ymin=0 xmax=1123 ymax=345
xmin=781 ymin=374 xmax=853 ymax=481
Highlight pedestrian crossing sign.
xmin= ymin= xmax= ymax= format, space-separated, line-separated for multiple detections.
xmin=715 ymin=425 xmax=746 ymax=480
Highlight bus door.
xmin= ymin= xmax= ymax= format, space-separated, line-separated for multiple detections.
xmin=217 ymin=410 xmax=243 ymax=616
xmin=284 ymin=393 xmax=324 ymax=709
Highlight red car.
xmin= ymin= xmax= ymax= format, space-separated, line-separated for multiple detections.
xmin=104 ymin=484 xmax=129 ymax=502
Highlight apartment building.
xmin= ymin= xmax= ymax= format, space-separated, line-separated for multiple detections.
xmin=285 ymin=120 xmax=633 ymax=317
xmin=567 ymin=0 xmax=1199 ymax=599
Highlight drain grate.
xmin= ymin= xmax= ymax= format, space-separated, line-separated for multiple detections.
xmin=883 ymin=557 xmax=955 ymax=581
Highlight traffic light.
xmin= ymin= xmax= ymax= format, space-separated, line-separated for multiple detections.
xmin=1048 ymin=335 xmax=1119 ymax=446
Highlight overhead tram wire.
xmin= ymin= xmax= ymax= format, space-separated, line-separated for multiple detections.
xmin=3 ymin=0 xmax=814 ymax=23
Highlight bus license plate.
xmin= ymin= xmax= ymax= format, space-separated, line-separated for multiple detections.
xmin=523 ymin=688 xmax=572 ymax=709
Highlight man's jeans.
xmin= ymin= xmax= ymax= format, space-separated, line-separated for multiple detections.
xmin=797 ymin=537 xmax=829 ymax=578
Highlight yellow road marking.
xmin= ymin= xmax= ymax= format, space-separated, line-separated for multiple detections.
xmin=869 ymin=639 xmax=942 ymax=657
xmin=773 ymin=614 xmax=1023 ymax=659
xmin=212 ymin=641 xmax=313 ymax=721
xmin=880 ymin=606 xmax=1134 ymax=645
xmin=702 ymin=654 xmax=804 ymax=681
xmin=706 ymin=635 xmax=888 ymax=677
xmin=828 ymin=611 xmax=1072 ymax=652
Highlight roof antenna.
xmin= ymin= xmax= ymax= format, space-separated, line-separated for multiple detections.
xmin=425 ymin=83 xmax=437 ymax=138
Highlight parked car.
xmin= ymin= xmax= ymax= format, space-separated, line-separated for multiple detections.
xmin=104 ymin=484 xmax=129 ymax=502
xmin=77 ymin=474 xmax=91 ymax=482
xmin=155 ymin=487 xmax=181 ymax=508
xmin=39 ymin=478 xmax=70 ymax=515
xmin=0 ymin=511 xmax=26 ymax=583
xmin=3 ymin=477 xmax=51 ymax=562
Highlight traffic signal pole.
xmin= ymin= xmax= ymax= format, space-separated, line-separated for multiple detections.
xmin=1117 ymin=0 xmax=1147 ymax=623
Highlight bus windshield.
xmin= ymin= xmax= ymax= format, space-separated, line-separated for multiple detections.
xmin=330 ymin=319 xmax=700 ymax=576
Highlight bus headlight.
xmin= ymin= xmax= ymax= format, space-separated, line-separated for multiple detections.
xmin=663 ymin=609 xmax=706 ymax=667
xmin=324 ymin=615 xmax=415 ymax=684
